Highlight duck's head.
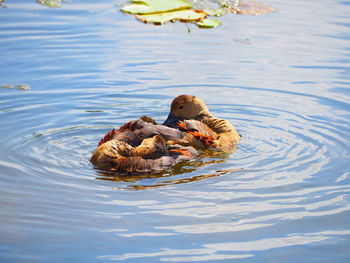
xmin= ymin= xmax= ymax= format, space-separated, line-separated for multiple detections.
xmin=163 ymin=95 xmax=211 ymax=127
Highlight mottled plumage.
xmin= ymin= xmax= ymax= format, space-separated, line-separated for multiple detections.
xmin=91 ymin=95 xmax=240 ymax=173
xmin=163 ymin=95 xmax=241 ymax=152
xmin=91 ymin=117 xmax=198 ymax=173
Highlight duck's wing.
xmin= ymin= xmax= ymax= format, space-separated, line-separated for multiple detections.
xmin=168 ymin=144 xmax=199 ymax=163
xmin=132 ymin=135 xmax=167 ymax=159
xmin=177 ymin=120 xmax=218 ymax=148
xmin=154 ymin=124 xmax=184 ymax=140
xmin=97 ymin=119 xmax=159 ymax=147
xmin=91 ymin=139 xmax=198 ymax=174
xmin=92 ymin=122 xmax=199 ymax=173
xmin=91 ymin=140 xmax=134 ymax=170
xmin=116 ymin=120 xmax=187 ymax=146
xmin=199 ymin=116 xmax=241 ymax=152
xmin=119 ymin=144 xmax=197 ymax=173
xmin=201 ymin=116 xmax=240 ymax=139
xmin=98 ymin=128 xmax=116 ymax=146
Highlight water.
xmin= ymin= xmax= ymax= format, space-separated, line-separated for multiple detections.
xmin=0 ymin=0 xmax=349 ymax=262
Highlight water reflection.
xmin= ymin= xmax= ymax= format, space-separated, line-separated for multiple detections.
xmin=96 ymin=153 xmax=242 ymax=190
xmin=98 ymin=230 xmax=350 ymax=261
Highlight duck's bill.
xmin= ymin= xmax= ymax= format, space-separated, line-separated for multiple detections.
xmin=163 ymin=113 xmax=181 ymax=127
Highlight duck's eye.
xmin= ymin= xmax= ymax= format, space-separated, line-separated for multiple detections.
xmin=178 ymin=106 xmax=184 ymax=109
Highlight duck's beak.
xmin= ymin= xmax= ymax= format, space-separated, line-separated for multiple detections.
xmin=163 ymin=112 xmax=180 ymax=127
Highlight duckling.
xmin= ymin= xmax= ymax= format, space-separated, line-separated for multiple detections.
xmin=90 ymin=117 xmax=198 ymax=173
xmin=163 ymin=95 xmax=241 ymax=152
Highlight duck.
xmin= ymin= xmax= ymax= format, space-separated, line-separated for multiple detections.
xmin=90 ymin=116 xmax=198 ymax=173
xmin=163 ymin=94 xmax=241 ymax=152
xmin=90 ymin=95 xmax=240 ymax=173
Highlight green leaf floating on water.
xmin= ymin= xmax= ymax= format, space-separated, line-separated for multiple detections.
xmin=37 ymin=0 xmax=62 ymax=8
xmin=196 ymin=18 xmax=221 ymax=28
xmin=120 ymin=0 xmax=276 ymax=29
xmin=121 ymin=0 xmax=192 ymax=15
xmin=136 ymin=9 xmax=207 ymax=24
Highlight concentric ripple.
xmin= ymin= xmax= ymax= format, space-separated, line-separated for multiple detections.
xmin=1 ymin=0 xmax=350 ymax=261
xmin=1 ymin=82 xmax=350 ymax=261
xmin=1 ymin=85 xmax=349 ymax=191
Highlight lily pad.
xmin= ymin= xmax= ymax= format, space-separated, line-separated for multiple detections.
xmin=196 ymin=18 xmax=221 ymax=28
xmin=121 ymin=0 xmax=192 ymax=15
xmin=36 ymin=0 xmax=62 ymax=8
xmin=120 ymin=0 xmax=276 ymax=29
xmin=136 ymin=9 xmax=207 ymax=24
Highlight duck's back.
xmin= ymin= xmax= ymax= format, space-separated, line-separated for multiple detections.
xmin=91 ymin=118 xmax=198 ymax=173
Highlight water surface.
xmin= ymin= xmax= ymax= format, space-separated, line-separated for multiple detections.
xmin=0 ymin=0 xmax=350 ymax=262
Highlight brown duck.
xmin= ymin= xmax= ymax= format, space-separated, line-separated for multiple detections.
xmin=163 ymin=94 xmax=241 ymax=152
xmin=91 ymin=95 xmax=240 ymax=173
xmin=90 ymin=116 xmax=198 ymax=173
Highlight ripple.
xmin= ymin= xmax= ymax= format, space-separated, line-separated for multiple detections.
xmin=98 ymin=230 xmax=350 ymax=261
xmin=1 ymin=84 xmax=348 ymax=192
xmin=85 ymin=85 xmax=349 ymax=191
xmin=1 ymin=1 xmax=350 ymax=261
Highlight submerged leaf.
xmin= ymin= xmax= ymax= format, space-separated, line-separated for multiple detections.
xmin=203 ymin=8 xmax=228 ymax=17
xmin=0 ymin=84 xmax=13 ymax=89
xmin=16 ymin=84 xmax=30 ymax=90
xmin=121 ymin=0 xmax=192 ymax=15
xmin=196 ymin=18 xmax=222 ymax=28
xmin=136 ymin=9 xmax=207 ymax=24
xmin=0 ymin=83 xmax=30 ymax=90
xmin=232 ymin=1 xmax=277 ymax=15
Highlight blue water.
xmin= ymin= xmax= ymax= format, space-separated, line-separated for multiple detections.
xmin=1 ymin=0 xmax=350 ymax=262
